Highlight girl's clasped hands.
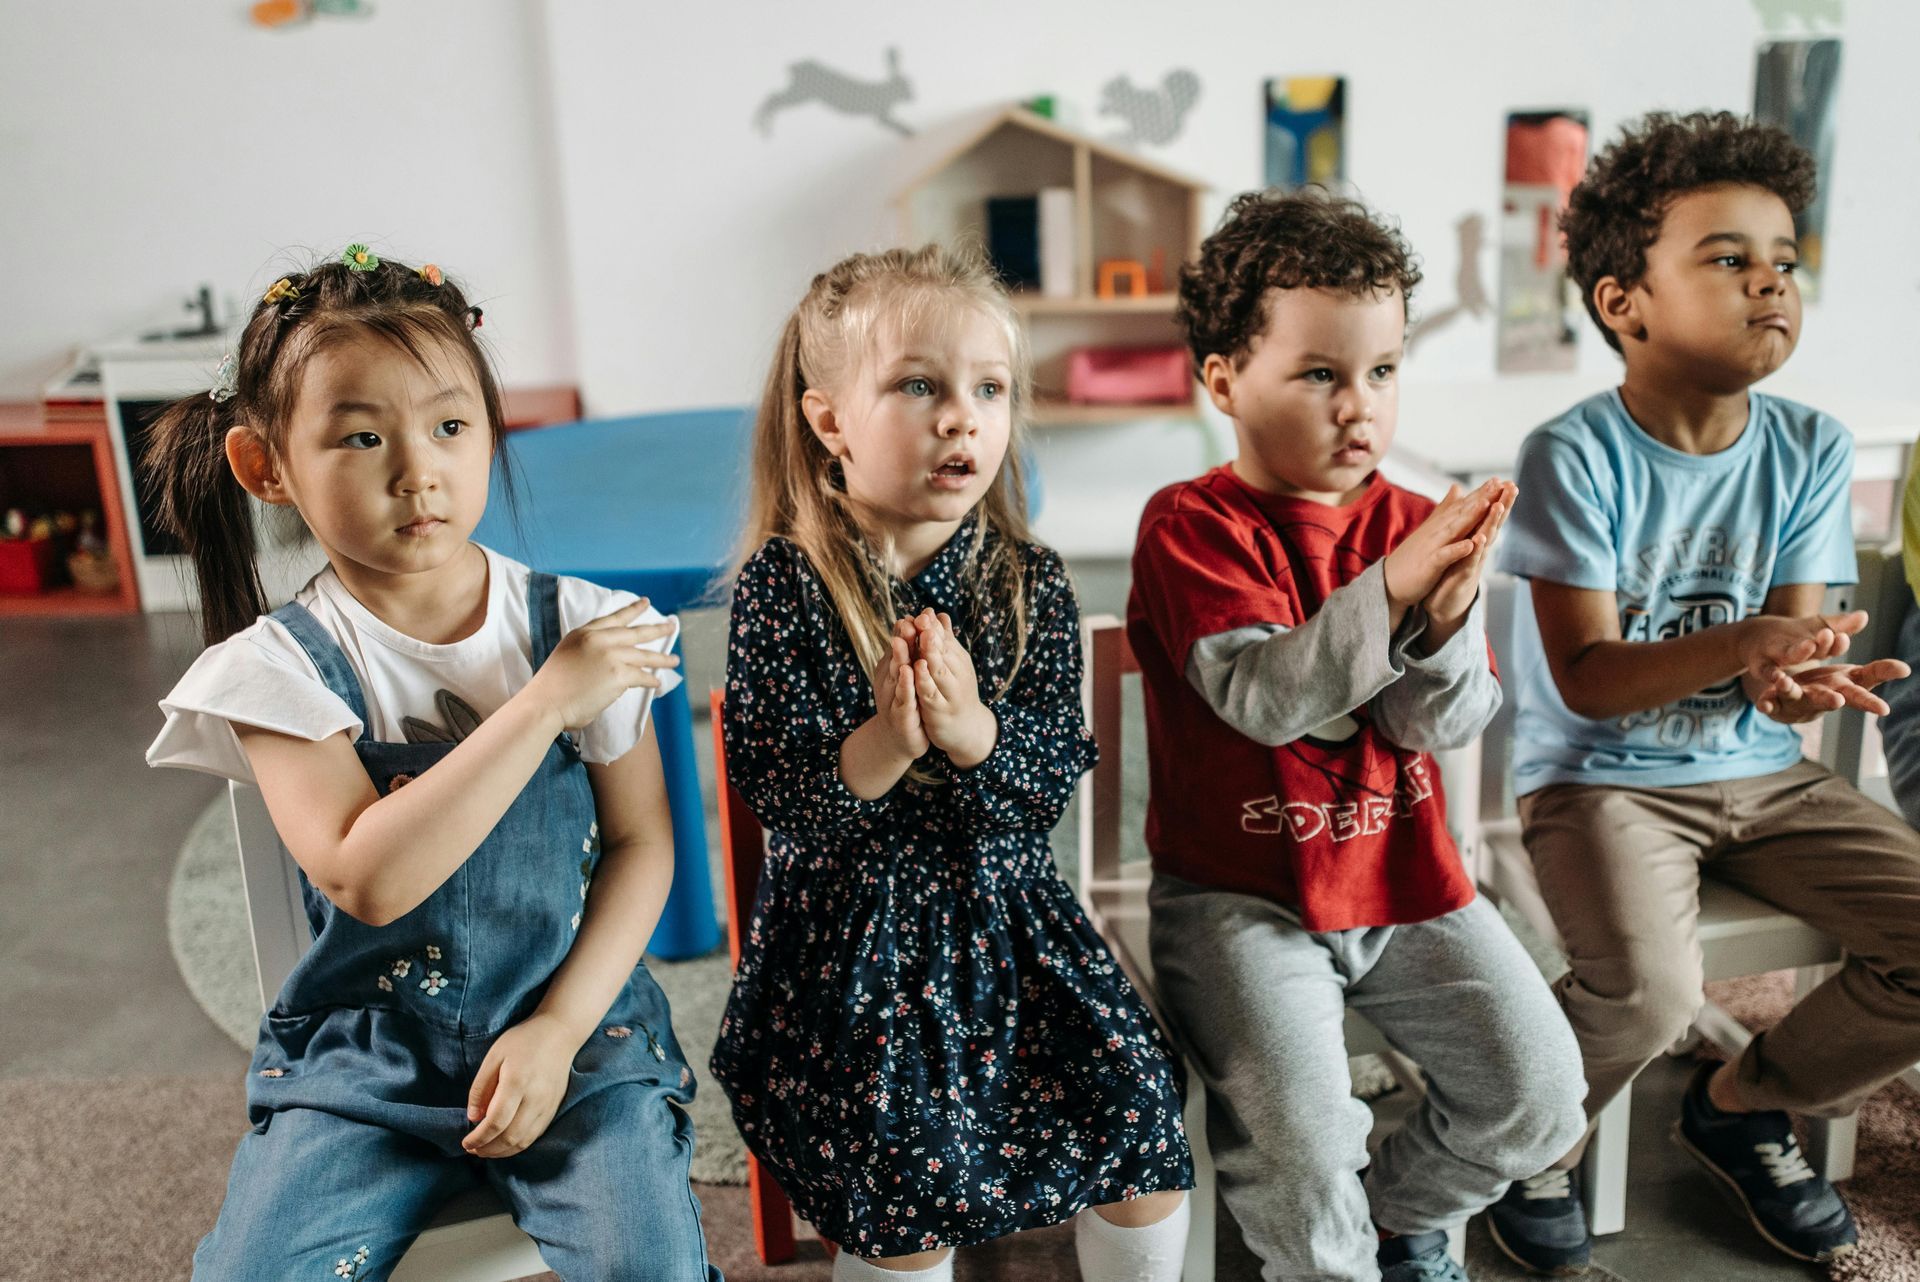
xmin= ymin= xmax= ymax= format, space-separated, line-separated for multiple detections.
xmin=874 ymin=608 xmax=997 ymax=770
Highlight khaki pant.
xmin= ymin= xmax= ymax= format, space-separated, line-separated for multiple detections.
xmin=1520 ymin=759 xmax=1920 ymax=1135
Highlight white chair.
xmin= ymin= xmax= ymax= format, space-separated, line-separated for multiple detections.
xmin=1819 ymin=542 xmax=1920 ymax=1099
xmin=1075 ymin=616 xmax=1461 ymax=1280
xmin=228 ymin=782 xmax=549 ymax=1282
xmin=1471 ymin=573 xmax=1858 ymax=1237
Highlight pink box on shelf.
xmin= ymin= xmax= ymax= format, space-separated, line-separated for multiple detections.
xmin=1065 ymin=346 xmax=1191 ymax=406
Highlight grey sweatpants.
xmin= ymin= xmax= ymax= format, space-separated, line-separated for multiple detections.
xmin=1149 ymin=876 xmax=1586 ymax=1282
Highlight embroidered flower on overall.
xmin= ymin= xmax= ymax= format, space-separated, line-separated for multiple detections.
xmin=574 ymin=820 xmax=601 ymax=930
xmin=331 ymin=1245 xmax=370 ymax=1277
xmin=378 ymin=943 xmax=453 ymax=999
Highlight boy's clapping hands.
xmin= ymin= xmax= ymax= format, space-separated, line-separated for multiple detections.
xmin=1383 ymin=478 xmax=1517 ymax=648
xmin=1736 ymin=610 xmax=1910 ymax=722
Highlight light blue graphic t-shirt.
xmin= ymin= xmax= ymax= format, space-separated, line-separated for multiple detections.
xmin=1496 ymin=388 xmax=1857 ymax=795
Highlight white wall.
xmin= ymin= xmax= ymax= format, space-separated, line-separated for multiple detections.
xmin=0 ymin=0 xmax=574 ymax=397
xmin=539 ymin=0 xmax=1920 ymax=553
xmin=7 ymin=1 xmax=1917 ymax=555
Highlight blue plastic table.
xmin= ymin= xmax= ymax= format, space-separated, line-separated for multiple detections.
xmin=474 ymin=408 xmax=753 ymax=960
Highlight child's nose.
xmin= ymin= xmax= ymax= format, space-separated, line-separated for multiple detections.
xmin=936 ymin=399 xmax=976 ymax=437
xmin=393 ymin=442 xmax=438 ymax=492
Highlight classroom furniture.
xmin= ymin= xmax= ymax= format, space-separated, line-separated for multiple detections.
xmin=893 ymin=103 xmax=1206 ymax=425
xmin=228 ymin=782 xmax=547 ymax=1282
xmin=1471 ymin=573 xmax=1857 ymax=1237
xmin=1076 ymin=616 xmax=1463 ymax=1280
xmin=0 ymin=404 xmax=140 ymax=617
xmin=472 ymin=408 xmax=753 ymax=961
xmin=710 ymin=689 xmax=831 ymax=1267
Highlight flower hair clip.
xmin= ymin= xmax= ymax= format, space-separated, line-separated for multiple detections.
xmin=418 ymin=263 xmax=443 ymax=287
xmin=342 ymin=243 xmax=380 ymax=272
xmin=467 ymin=305 xmax=484 ymax=330
xmin=263 ymin=277 xmax=300 ymax=304
xmin=209 ymin=353 xmax=239 ymax=404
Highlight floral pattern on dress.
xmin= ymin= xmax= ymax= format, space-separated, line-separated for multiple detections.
xmin=710 ymin=525 xmax=1193 ymax=1256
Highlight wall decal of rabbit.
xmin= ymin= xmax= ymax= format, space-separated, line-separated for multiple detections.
xmin=755 ymin=47 xmax=915 ymax=137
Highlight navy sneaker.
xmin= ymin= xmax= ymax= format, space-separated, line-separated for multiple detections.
xmin=1378 ymin=1229 xmax=1469 ymax=1282
xmin=1485 ymin=1166 xmax=1592 ymax=1275
xmin=1673 ymin=1062 xmax=1857 ymax=1263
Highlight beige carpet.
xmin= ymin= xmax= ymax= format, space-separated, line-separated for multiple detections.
xmin=1704 ymin=972 xmax=1920 ymax=1282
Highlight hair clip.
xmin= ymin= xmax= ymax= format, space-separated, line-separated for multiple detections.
xmin=467 ymin=305 xmax=484 ymax=329
xmin=342 ymin=243 xmax=380 ymax=272
xmin=418 ymin=263 xmax=443 ymax=286
xmin=209 ymin=353 xmax=239 ymax=403
xmin=263 ymin=277 xmax=300 ymax=304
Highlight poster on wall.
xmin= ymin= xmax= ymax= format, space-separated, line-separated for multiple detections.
xmin=1264 ymin=77 xmax=1346 ymax=191
xmin=1753 ymin=39 xmax=1840 ymax=300
xmin=1497 ymin=110 xmax=1589 ymax=372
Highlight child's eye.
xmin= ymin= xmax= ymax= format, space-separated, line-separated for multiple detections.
xmin=976 ymin=381 xmax=1002 ymax=400
xmin=433 ymin=419 xmax=466 ymax=438
xmin=342 ymin=431 xmax=382 ymax=450
xmin=1302 ymin=368 xmax=1334 ymax=384
xmin=1776 ymin=260 xmax=1799 ymax=275
xmin=1370 ymin=364 xmax=1397 ymax=381
xmin=900 ymin=377 xmax=934 ymax=397
xmin=1713 ymin=254 xmax=1746 ymax=269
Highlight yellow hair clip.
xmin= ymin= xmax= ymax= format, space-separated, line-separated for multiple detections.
xmin=263 ymin=277 xmax=300 ymax=304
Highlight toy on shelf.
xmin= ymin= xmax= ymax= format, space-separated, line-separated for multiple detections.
xmin=1096 ymin=259 xmax=1149 ymax=299
xmin=1066 ymin=346 xmax=1190 ymax=406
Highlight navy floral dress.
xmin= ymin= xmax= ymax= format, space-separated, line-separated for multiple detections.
xmin=711 ymin=523 xmax=1193 ymax=1257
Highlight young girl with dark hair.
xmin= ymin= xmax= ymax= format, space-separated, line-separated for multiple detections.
xmin=145 ymin=246 xmax=719 ymax=1281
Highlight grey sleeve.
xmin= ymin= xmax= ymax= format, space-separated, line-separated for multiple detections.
xmin=1369 ymin=591 xmax=1502 ymax=752
xmin=1184 ymin=560 xmax=1413 ymax=747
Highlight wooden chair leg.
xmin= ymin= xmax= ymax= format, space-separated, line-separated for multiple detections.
xmin=749 ymin=1153 xmax=797 ymax=1265
xmin=1581 ymin=1090 xmax=1630 ymax=1237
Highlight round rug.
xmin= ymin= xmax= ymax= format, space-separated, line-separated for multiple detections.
xmin=165 ymin=793 xmax=749 ymax=1185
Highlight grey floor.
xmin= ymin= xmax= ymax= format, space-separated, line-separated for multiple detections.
xmin=0 ymin=559 xmax=1828 ymax=1280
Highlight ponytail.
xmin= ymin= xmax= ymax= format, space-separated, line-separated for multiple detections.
xmin=146 ymin=392 xmax=266 ymax=645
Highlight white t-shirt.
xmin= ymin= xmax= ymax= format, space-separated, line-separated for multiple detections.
xmin=147 ymin=544 xmax=682 ymax=785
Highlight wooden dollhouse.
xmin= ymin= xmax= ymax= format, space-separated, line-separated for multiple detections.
xmin=893 ymin=104 xmax=1207 ymax=425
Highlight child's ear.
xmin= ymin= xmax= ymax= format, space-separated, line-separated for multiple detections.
xmin=225 ymin=425 xmax=293 ymax=506
xmin=800 ymin=388 xmax=848 ymax=459
xmin=1200 ymin=353 xmax=1236 ymax=417
xmin=1592 ymin=276 xmax=1646 ymax=346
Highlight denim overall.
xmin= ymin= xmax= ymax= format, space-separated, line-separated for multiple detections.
xmin=193 ymin=573 xmax=720 ymax=1282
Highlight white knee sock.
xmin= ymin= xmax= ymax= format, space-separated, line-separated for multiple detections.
xmin=831 ymin=1247 xmax=954 ymax=1281
xmin=1075 ymin=1194 xmax=1190 ymax=1282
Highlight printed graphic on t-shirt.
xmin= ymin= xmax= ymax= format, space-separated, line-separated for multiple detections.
xmin=1240 ymin=755 xmax=1437 ymax=842
xmin=1615 ymin=525 xmax=1767 ymax=750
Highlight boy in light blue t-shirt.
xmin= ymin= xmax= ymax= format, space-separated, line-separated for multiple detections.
xmin=1486 ymin=111 xmax=1920 ymax=1274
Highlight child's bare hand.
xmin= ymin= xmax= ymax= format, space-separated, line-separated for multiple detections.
xmin=873 ymin=625 xmax=929 ymax=760
xmin=463 ymin=1012 xmax=578 ymax=1159
xmin=909 ymin=609 xmax=997 ymax=768
xmin=1424 ymin=480 xmax=1516 ymax=636
xmin=1735 ymin=610 xmax=1865 ymax=689
xmin=526 ymin=600 xmax=679 ymax=730
xmin=1383 ymin=481 xmax=1500 ymax=610
xmin=1747 ymin=657 xmax=1909 ymax=722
